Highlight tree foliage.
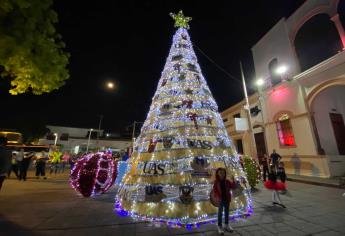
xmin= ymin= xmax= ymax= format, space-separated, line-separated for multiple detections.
xmin=0 ymin=0 xmax=69 ymax=95
xmin=19 ymin=121 xmax=49 ymax=144
xmin=243 ymin=155 xmax=260 ymax=189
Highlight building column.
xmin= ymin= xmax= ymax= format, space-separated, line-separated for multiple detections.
xmin=331 ymin=14 xmax=345 ymax=50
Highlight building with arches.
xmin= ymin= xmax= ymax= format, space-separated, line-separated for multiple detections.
xmin=221 ymin=0 xmax=345 ymax=178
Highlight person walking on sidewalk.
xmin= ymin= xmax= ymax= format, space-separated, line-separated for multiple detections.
xmin=61 ymin=152 xmax=70 ymax=173
xmin=270 ymin=149 xmax=282 ymax=170
xmin=16 ymin=148 xmax=24 ymax=179
xmin=19 ymin=151 xmax=34 ymax=181
xmin=0 ymin=137 xmax=12 ymax=191
xmin=277 ymin=162 xmax=287 ymax=183
xmin=7 ymin=152 xmax=19 ymax=178
xmin=261 ymin=153 xmax=270 ymax=181
xmin=212 ymin=168 xmax=236 ymax=235
xmin=50 ymin=149 xmax=62 ymax=175
xmin=264 ymin=165 xmax=286 ymax=208
xmin=35 ymin=151 xmax=48 ymax=179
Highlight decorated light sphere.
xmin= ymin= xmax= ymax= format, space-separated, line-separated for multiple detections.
xmin=70 ymin=152 xmax=117 ymax=197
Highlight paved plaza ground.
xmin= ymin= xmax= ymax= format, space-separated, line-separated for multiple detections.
xmin=1 ymin=172 xmax=345 ymax=236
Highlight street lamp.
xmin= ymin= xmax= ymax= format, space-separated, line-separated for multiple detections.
xmin=276 ymin=65 xmax=287 ymax=75
xmin=255 ymin=78 xmax=264 ymax=87
xmin=54 ymin=133 xmax=58 ymax=146
xmin=240 ymin=62 xmax=257 ymax=159
xmin=107 ymin=81 xmax=115 ymax=89
xmin=131 ymin=121 xmax=144 ymax=147
xmin=86 ymin=128 xmax=93 ymax=153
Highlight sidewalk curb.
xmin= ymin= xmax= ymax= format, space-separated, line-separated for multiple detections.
xmin=287 ymin=177 xmax=343 ymax=189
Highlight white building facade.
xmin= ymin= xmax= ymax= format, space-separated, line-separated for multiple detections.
xmin=222 ymin=0 xmax=345 ymax=178
xmin=38 ymin=125 xmax=131 ymax=153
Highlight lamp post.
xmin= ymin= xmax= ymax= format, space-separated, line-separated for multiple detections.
xmin=107 ymin=81 xmax=115 ymax=89
xmin=86 ymin=128 xmax=93 ymax=153
xmin=97 ymin=115 xmax=103 ymax=140
xmin=240 ymin=61 xmax=257 ymax=159
xmin=131 ymin=121 xmax=144 ymax=148
xmin=54 ymin=133 xmax=58 ymax=146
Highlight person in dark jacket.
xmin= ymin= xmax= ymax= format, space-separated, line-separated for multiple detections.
xmin=277 ymin=162 xmax=287 ymax=183
xmin=261 ymin=154 xmax=269 ymax=181
xmin=212 ymin=168 xmax=236 ymax=235
xmin=7 ymin=152 xmax=19 ymax=178
xmin=270 ymin=149 xmax=282 ymax=170
xmin=19 ymin=152 xmax=34 ymax=181
xmin=0 ymin=137 xmax=12 ymax=191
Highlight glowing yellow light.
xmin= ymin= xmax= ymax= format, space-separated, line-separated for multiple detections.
xmin=107 ymin=81 xmax=115 ymax=89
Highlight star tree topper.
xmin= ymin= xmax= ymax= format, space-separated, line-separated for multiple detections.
xmin=169 ymin=10 xmax=192 ymax=29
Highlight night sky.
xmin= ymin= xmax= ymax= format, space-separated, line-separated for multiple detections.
xmin=0 ymin=0 xmax=306 ymax=134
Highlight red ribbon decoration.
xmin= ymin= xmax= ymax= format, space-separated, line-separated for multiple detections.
xmin=161 ymin=79 xmax=167 ymax=87
xmin=148 ymin=139 xmax=158 ymax=153
xmin=182 ymin=100 xmax=193 ymax=109
xmin=187 ymin=112 xmax=198 ymax=129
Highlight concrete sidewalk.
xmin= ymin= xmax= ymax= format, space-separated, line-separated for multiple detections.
xmin=287 ymin=174 xmax=344 ymax=189
xmin=1 ymin=172 xmax=345 ymax=236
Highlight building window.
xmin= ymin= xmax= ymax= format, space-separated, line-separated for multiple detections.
xmin=60 ymin=133 xmax=69 ymax=141
xmin=268 ymin=58 xmax=281 ymax=86
xmin=236 ymin=139 xmax=244 ymax=154
xmin=276 ymin=113 xmax=295 ymax=146
xmin=46 ymin=133 xmax=56 ymax=140
xmin=233 ymin=113 xmax=240 ymax=118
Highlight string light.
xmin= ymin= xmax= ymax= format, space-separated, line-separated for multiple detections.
xmin=115 ymin=13 xmax=252 ymax=227
xmin=70 ymin=152 xmax=116 ymax=197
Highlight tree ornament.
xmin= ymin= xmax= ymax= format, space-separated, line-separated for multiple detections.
xmin=191 ymin=157 xmax=211 ymax=178
xmin=70 ymin=153 xmax=117 ymax=197
xmin=162 ymin=136 xmax=175 ymax=149
xmin=206 ymin=116 xmax=213 ymax=125
xmin=178 ymin=73 xmax=186 ymax=81
xmin=148 ymin=139 xmax=158 ymax=153
xmin=173 ymin=63 xmax=182 ymax=73
xmin=169 ymin=10 xmax=192 ymax=29
xmin=182 ymin=99 xmax=193 ymax=109
xmin=179 ymin=186 xmax=194 ymax=204
xmin=172 ymin=54 xmax=183 ymax=61
xmin=194 ymin=74 xmax=201 ymax=84
xmin=184 ymin=88 xmax=193 ymax=95
xmin=187 ymin=112 xmax=199 ymax=129
xmin=161 ymin=79 xmax=168 ymax=87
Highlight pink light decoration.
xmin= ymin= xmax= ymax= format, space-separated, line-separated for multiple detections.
xmin=70 ymin=152 xmax=117 ymax=197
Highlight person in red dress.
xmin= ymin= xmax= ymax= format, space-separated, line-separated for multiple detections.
xmin=212 ymin=168 xmax=236 ymax=235
xmin=264 ymin=165 xmax=286 ymax=208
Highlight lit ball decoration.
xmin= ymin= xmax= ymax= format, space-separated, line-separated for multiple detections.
xmin=70 ymin=152 xmax=117 ymax=197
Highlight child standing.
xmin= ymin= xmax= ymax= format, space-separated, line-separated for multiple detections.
xmin=264 ymin=165 xmax=286 ymax=208
xmin=277 ymin=162 xmax=286 ymax=183
xmin=212 ymin=168 xmax=236 ymax=235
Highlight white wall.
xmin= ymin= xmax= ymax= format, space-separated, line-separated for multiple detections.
xmin=47 ymin=125 xmax=103 ymax=138
xmin=39 ymin=138 xmax=131 ymax=152
xmin=252 ymin=19 xmax=300 ymax=82
xmin=261 ymin=82 xmax=308 ymax=122
xmin=311 ymin=85 xmax=345 ymax=155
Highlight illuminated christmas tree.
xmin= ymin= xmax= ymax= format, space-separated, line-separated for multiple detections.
xmin=116 ymin=10 xmax=252 ymax=226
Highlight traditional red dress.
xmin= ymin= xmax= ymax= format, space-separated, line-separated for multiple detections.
xmin=264 ymin=172 xmax=286 ymax=190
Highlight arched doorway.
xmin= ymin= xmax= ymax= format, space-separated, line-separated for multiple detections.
xmin=253 ymin=125 xmax=267 ymax=159
xmin=310 ymin=84 xmax=345 ymax=155
xmin=294 ymin=13 xmax=343 ymax=71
